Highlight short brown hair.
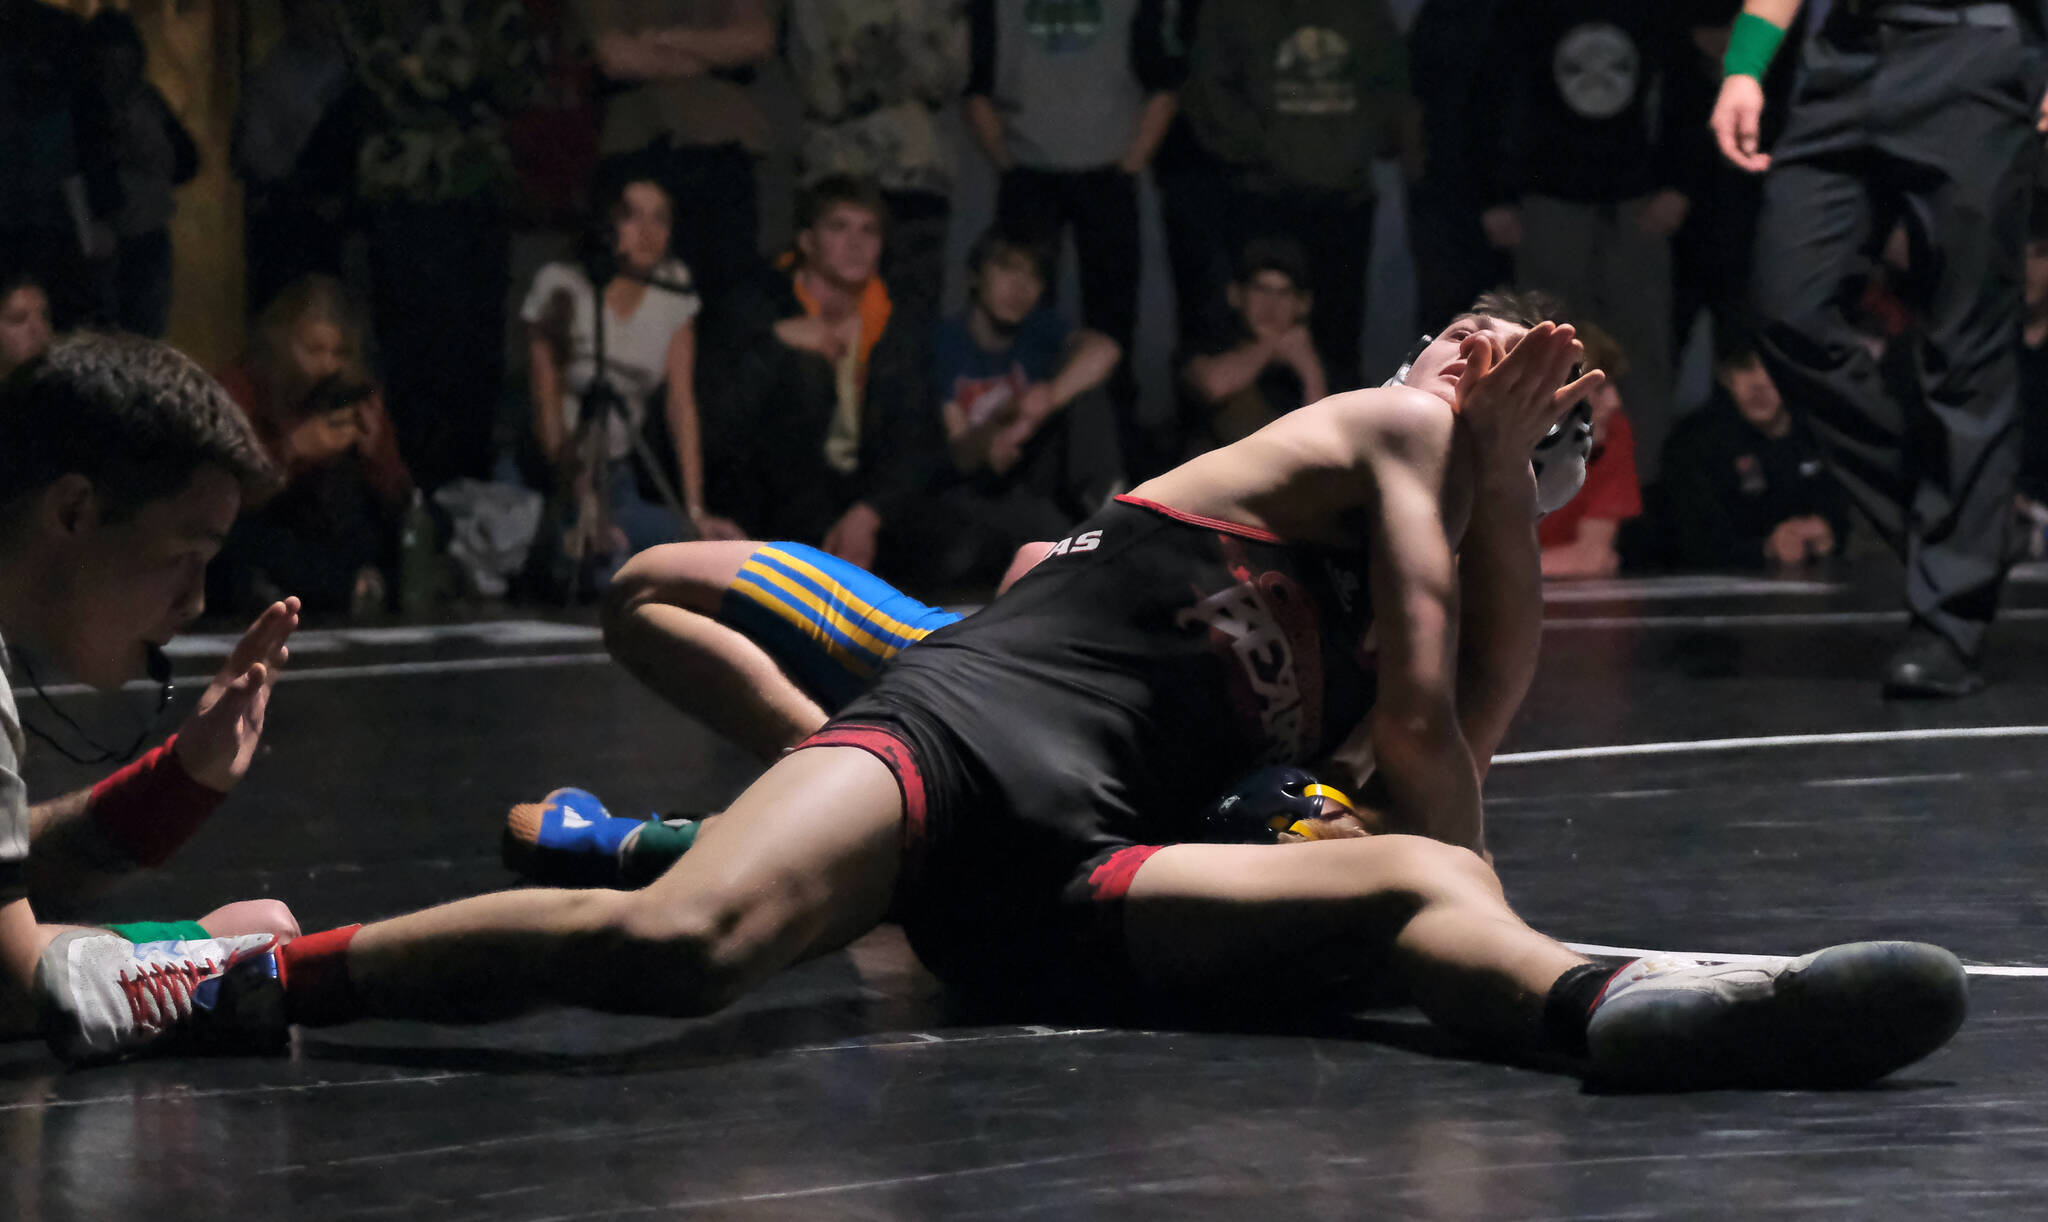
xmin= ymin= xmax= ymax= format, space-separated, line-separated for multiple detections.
xmin=0 ymin=333 xmax=277 ymax=525
xmin=1466 ymin=287 xmax=1571 ymax=328
xmin=796 ymin=174 xmax=889 ymax=233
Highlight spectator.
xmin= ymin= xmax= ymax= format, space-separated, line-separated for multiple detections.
xmin=83 ymin=10 xmax=198 ymax=339
xmin=583 ymin=0 xmax=780 ymax=310
xmin=232 ymin=0 xmax=360 ymax=313
xmin=965 ymin=0 xmax=1183 ymax=481
xmin=1540 ymin=322 xmax=1642 ymax=579
xmin=1650 ymin=325 xmax=1849 ymax=571
xmin=1177 ymin=237 xmax=1326 ymax=456
xmin=1474 ymin=3 xmax=1712 ymax=483
xmin=211 ymin=276 xmax=414 ymax=617
xmin=1185 ymin=0 xmax=1415 ymax=393
xmin=342 ymin=1 xmax=538 ymax=493
xmin=700 ymin=176 xmax=942 ymax=576
xmin=522 ymin=163 xmax=738 ymax=580
xmin=787 ymin=0 xmax=967 ymax=325
xmin=924 ymin=225 xmax=1120 ymax=586
xmin=1405 ymin=0 xmax=1513 ymax=336
xmin=0 ymin=271 xmax=54 ymax=380
xmin=0 ymin=0 xmax=119 ymax=329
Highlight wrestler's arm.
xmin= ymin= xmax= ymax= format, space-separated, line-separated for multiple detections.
xmin=1454 ymin=454 xmax=1543 ymax=778
xmin=1353 ymin=391 xmax=1486 ymax=855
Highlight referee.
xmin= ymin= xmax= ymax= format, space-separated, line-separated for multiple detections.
xmin=1712 ymin=0 xmax=2047 ymax=695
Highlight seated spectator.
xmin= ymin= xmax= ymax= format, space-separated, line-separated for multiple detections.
xmin=924 ymin=225 xmax=1120 ymax=586
xmin=700 ymin=176 xmax=942 ymax=576
xmin=85 ymin=8 xmax=198 ymax=338
xmin=0 ymin=271 xmax=54 ymax=378
xmin=1651 ymin=326 xmax=1849 ymax=571
xmin=211 ymin=275 xmax=412 ymax=616
xmin=1540 ymin=322 xmax=1642 ymax=579
xmin=1177 ymin=237 xmax=1327 ymax=457
xmin=521 ymin=162 xmax=736 ymax=588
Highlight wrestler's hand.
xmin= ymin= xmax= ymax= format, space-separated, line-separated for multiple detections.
xmin=174 ymin=597 xmax=299 ymax=793
xmin=1454 ymin=323 xmax=1603 ymax=478
xmin=1711 ymin=74 xmax=1771 ymax=173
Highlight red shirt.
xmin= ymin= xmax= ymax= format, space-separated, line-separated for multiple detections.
xmin=216 ymin=362 xmax=413 ymax=509
xmin=1538 ymin=409 xmax=1642 ymax=548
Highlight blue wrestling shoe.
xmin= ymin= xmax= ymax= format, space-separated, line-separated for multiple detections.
xmin=502 ymin=788 xmax=703 ymax=888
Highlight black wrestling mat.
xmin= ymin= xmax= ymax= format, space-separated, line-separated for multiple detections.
xmin=8 ymin=565 xmax=2048 ymax=1219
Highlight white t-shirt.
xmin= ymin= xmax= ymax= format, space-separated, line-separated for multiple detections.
xmin=0 ymin=631 xmax=29 ymax=906
xmin=520 ymin=258 xmax=702 ymax=461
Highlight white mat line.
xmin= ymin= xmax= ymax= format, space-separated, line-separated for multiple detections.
xmin=1545 ymin=608 xmax=2048 ymax=630
xmin=1562 ymin=942 xmax=2048 ymax=977
xmin=1494 ymin=725 xmax=2048 ymax=765
xmin=12 ymin=651 xmax=613 ymax=700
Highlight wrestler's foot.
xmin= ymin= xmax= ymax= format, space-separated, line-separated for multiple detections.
xmin=37 ymin=930 xmax=288 ymax=1065
xmin=502 ymin=787 xmax=703 ymax=889
xmin=1585 ymin=941 xmax=1967 ymax=1091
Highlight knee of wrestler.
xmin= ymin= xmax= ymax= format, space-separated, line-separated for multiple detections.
xmin=599 ymin=551 xmax=668 ymax=644
xmin=594 ymin=890 xmax=766 ymax=1016
xmin=1369 ymin=834 xmax=1505 ymax=904
xmin=202 ymin=897 xmax=301 ymax=941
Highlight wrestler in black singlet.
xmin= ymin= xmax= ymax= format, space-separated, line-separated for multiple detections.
xmin=805 ymin=495 xmax=1380 ymax=1000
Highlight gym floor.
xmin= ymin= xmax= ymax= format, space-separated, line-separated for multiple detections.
xmin=6 ymin=564 xmax=2048 ymax=1219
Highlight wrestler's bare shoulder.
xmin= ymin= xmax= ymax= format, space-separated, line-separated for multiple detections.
xmin=1130 ymin=386 xmax=1458 ymax=535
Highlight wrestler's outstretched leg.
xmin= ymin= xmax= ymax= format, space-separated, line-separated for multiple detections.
xmin=604 ymin=541 xmax=830 ymax=760
xmin=289 ymin=747 xmax=904 ymax=1024
xmin=1123 ymin=836 xmax=1967 ymax=1090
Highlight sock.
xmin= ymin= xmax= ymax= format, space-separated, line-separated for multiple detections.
xmin=280 ymin=924 xmax=364 ymax=1026
xmin=1542 ymin=961 xmax=1620 ymax=1056
xmin=618 ymin=818 xmax=700 ymax=887
xmin=89 ymin=734 xmax=225 ymax=868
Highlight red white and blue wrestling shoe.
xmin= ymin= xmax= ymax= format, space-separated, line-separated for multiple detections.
xmin=36 ymin=930 xmax=288 ymax=1064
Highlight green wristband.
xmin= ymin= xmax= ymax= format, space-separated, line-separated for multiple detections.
xmin=1723 ymin=12 xmax=1787 ymax=80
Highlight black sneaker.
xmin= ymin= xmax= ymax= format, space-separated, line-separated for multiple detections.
xmin=1882 ymin=625 xmax=1983 ymax=698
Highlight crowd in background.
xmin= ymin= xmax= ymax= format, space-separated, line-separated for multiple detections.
xmin=3 ymin=0 xmax=2046 ymax=618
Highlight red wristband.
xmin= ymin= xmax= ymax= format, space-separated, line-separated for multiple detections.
xmin=89 ymin=733 xmax=226 ymax=868
xmin=279 ymin=924 xmax=364 ymax=1026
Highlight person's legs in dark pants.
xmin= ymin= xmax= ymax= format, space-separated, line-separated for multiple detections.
xmin=1887 ymin=68 xmax=2036 ymax=663
xmin=1158 ymin=161 xmax=1238 ymax=348
xmin=879 ymin=190 xmax=950 ymax=325
xmin=649 ymin=142 xmax=759 ymax=310
xmin=1407 ymin=180 xmax=1511 ymax=338
xmin=114 ymin=229 xmax=174 ymax=338
xmin=1070 ymin=168 xmax=1144 ymax=479
xmin=1754 ymin=158 xmax=1909 ymax=550
xmin=368 ymin=202 xmax=511 ymax=491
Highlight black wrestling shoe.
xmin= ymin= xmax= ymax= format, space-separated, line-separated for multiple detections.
xmin=1882 ymin=625 xmax=1984 ymax=698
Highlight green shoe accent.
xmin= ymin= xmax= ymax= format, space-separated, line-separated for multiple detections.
xmin=103 ymin=919 xmax=211 ymax=943
xmin=618 ymin=818 xmax=700 ymax=888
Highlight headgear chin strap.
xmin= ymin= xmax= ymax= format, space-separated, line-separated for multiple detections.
xmin=1384 ymin=332 xmax=1594 ymax=516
